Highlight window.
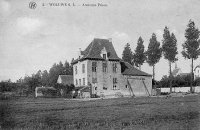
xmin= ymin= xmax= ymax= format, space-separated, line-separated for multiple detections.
xmin=103 ymin=54 xmax=106 ymax=59
xmin=113 ymin=85 xmax=117 ymax=90
xmin=102 ymin=62 xmax=107 ymax=72
xmin=76 ymin=79 xmax=78 ymax=85
xmin=125 ymin=85 xmax=128 ymax=88
xmin=92 ymin=78 xmax=97 ymax=83
xmin=75 ymin=66 xmax=77 ymax=74
xmin=113 ymin=78 xmax=117 ymax=84
xmin=103 ymin=86 xmax=107 ymax=90
xmin=92 ymin=62 xmax=97 ymax=72
xmin=79 ymin=79 xmax=81 ymax=86
xmin=82 ymin=64 xmax=85 ymax=73
xmin=83 ymin=78 xmax=85 ymax=85
xmin=113 ymin=78 xmax=117 ymax=90
xmin=113 ymin=63 xmax=117 ymax=73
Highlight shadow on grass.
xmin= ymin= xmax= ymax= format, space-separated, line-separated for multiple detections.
xmin=0 ymin=102 xmax=15 ymax=129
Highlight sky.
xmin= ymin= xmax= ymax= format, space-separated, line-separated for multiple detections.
xmin=0 ymin=0 xmax=200 ymax=82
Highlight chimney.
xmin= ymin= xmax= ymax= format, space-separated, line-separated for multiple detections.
xmin=108 ymin=38 xmax=112 ymax=42
xmin=78 ymin=48 xmax=82 ymax=59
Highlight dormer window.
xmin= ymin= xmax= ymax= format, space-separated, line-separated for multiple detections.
xmin=101 ymin=47 xmax=107 ymax=60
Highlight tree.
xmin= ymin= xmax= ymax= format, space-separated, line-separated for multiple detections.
xmin=23 ymin=73 xmax=41 ymax=95
xmin=48 ymin=63 xmax=59 ymax=86
xmin=133 ymin=37 xmax=146 ymax=69
xmin=159 ymin=74 xmax=191 ymax=88
xmin=122 ymin=43 xmax=133 ymax=65
xmin=146 ymin=33 xmax=162 ymax=80
xmin=48 ymin=61 xmax=66 ymax=86
xmin=162 ymin=26 xmax=178 ymax=93
xmin=63 ymin=60 xmax=73 ymax=75
xmin=41 ymin=70 xmax=49 ymax=86
xmin=58 ymin=61 xmax=64 ymax=74
xmin=182 ymin=20 xmax=200 ymax=92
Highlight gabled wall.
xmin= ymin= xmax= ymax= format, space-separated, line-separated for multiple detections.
xmin=57 ymin=76 xmax=62 ymax=84
xmin=73 ymin=60 xmax=88 ymax=87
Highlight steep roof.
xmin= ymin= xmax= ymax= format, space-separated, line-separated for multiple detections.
xmin=58 ymin=75 xmax=73 ymax=85
xmin=72 ymin=38 xmax=120 ymax=64
xmin=121 ymin=62 xmax=152 ymax=77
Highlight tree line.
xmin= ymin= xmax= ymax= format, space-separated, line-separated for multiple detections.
xmin=0 ymin=60 xmax=73 ymax=96
xmin=122 ymin=20 xmax=200 ymax=92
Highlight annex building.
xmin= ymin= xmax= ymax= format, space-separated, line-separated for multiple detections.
xmin=72 ymin=38 xmax=152 ymax=98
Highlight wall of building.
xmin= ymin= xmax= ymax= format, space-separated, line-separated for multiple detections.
xmin=73 ymin=60 xmax=88 ymax=87
xmin=57 ymin=76 xmax=61 ymax=84
xmin=86 ymin=60 xmax=124 ymax=95
xmin=126 ymin=75 xmax=152 ymax=96
xmin=160 ymin=86 xmax=200 ymax=93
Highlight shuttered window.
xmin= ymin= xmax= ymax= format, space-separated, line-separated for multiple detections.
xmin=92 ymin=62 xmax=97 ymax=72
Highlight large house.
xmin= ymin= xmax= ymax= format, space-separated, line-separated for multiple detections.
xmin=72 ymin=38 xmax=152 ymax=98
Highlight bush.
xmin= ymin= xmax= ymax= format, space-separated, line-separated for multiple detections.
xmin=54 ymin=83 xmax=75 ymax=98
xmin=36 ymin=87 xmax=58 ymax=98
xmin=42 ymin=89 xmax=57 ymax=97
xmin=159 ymin=74 xmax=192 ymax=88
xmin=115 ymin=92 xmax=124 ymax=98
xmin=194 ymin=77 xmax=200 ymax=86
xmin=0 ymin=92 xmax=15 ymax=100
xmin=91 ymin=94 xmax=99 ymax=98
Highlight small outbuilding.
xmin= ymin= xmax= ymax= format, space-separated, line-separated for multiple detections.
xmin=57 ymin=75 xmax=73 ymax=85
xmin=120 ymin=62 xmax=152 ymax=97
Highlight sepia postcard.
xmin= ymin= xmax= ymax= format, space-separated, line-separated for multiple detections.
xmin=0 ymin=0 xmax=200 ymax=129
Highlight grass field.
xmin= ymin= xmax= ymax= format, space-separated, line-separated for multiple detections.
xmin=0 ymin=95 xmax=200 ymax=130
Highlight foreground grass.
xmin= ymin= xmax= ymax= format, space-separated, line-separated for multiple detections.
xmin=0 ymin=95 xmax=200 ymax=130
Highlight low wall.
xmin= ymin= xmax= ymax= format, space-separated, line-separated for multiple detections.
xmin=160 ymin=86 xmax=200 ymax=93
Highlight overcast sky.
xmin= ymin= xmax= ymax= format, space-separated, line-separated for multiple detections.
xmin=0 ymin=0 xmax=200 ymax=82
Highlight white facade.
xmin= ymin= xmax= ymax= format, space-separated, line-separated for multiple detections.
xmin=73 ymin=60 xmax=88 ymax=87
xmin=194 ymin=66 xmax=200 ymax=80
